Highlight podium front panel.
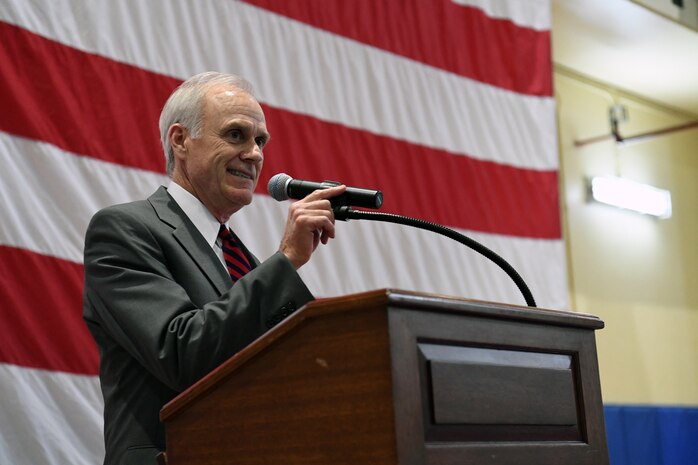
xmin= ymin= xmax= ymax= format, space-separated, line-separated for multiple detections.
xmin=387 ymin=301 xmax=608 ymax=465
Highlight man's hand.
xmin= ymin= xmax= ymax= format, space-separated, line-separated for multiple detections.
xmin=278 ymin=184 xmax=346 ymax=269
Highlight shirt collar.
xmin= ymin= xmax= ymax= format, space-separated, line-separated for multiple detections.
xmin=167 ymin=181 xmax=223 ymax=248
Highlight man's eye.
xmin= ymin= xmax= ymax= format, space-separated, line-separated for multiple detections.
xmin=229 ymin=129 xmax=243 ymax=141
xmin=255 ymin=137 xmax=267 ymax=148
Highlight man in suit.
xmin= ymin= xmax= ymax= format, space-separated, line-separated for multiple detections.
xmin=83 ymin=72 xmax=345 ymax=465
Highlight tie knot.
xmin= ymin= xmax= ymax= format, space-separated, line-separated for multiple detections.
xmin=218 ymin=224 xmax=232 ymax=241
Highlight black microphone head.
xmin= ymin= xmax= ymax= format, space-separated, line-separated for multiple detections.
xmin=267 ymin=173 xmax=292 ymax=201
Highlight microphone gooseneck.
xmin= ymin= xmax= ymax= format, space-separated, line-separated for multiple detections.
xmin=334 ymin=207 xmax=537 ymax=308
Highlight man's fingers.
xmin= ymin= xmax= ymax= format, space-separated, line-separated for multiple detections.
xmin=302 ymin=184 xmax=346 ymax=201
xmin=279 ymin=185 xmax=345 ymax=269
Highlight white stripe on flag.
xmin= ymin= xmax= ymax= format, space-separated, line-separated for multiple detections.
xmin=452 ymin=0 xmax=551 ymax=30
xmin=0 ymin=363 xmax=104 ymax=465
xmin=0 ymin=132 xmax=167 ymax=263
xmin=236 ymin=196 xmax=569 ymax=309
xmin=1 ymin=0 xmax=557 ymax=170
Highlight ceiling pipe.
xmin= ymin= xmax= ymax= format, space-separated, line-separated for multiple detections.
xmin=574 ymin=104 xmax=698 ymax=147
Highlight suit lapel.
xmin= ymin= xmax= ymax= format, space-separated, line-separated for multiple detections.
xmin=148 ymin=186 xmax=231 ymax=296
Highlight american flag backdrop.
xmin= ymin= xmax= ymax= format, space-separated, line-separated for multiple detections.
xmin=0 ymin=0 xmax=565 ymax=463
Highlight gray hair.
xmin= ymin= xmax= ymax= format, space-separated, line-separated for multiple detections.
xmin=159 ymin=71 xmax=255 ymax=176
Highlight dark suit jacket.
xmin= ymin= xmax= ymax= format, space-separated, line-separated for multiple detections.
xmin=83 ymin=186 xmax=313 ymax=465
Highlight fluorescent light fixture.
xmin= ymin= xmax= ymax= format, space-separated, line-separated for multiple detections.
xmin=589 ymin=176 xmax=672 ymax=219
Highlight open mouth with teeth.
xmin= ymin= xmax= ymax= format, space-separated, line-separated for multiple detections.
xmin=227 ymin=169 xmax=253 ymax=181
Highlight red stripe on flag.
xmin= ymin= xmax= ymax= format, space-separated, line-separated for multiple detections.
xmin=0 ymin=21 xmax=179 ymax=174
xmin=243 ymin=0 xmax=552 ymax=96
xmin=259 ymin=106 xmax=561 ymax=239
xmin=0 ymin=246 xmax=98 ymax=375
xmin=1 ymin=22 xmax=559 ymax=238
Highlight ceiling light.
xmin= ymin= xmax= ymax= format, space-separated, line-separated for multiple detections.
xmin=589 ymin=176 xmax=672 ymax=219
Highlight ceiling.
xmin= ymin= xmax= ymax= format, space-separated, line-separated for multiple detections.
xmin=552 ymin=0 xmax=698 ymax=116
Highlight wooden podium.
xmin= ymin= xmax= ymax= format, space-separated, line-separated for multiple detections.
xmin=160 ymin=289 xmax=609 ymax=465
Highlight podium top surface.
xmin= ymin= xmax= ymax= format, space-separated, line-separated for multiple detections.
xmin=358 ymin=289 xmax=603 ymax=328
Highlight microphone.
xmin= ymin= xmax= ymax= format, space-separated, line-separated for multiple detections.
xmin=267 ymin=173 xmax=383 ymax=209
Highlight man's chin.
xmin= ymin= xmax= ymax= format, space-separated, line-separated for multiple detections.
xmin=227 ymin=190 xmax=254 ymax=208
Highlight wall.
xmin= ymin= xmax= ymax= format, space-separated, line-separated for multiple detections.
xmin=555 ymin=67 xmax=698 ymax=463
xmin=555 ymin=67 xmax=698 ymax=405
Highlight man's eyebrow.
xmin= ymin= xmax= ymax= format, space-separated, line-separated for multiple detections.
xmin=222 ymin=119 xmax=252 ymax=130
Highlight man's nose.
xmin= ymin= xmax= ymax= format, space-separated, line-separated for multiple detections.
xmin=240 ymin=140 xmax=263 ymax=163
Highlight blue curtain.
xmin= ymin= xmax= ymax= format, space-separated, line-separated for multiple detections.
xmin=605 ymin=405 xmax=698 ymax=465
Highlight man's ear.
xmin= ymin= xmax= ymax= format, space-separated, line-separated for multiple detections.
xmin=168 ymin=124 xmax=188 ymax=160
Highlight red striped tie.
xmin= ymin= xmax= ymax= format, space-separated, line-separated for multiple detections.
xmin=218 ymin=225 xmax=252 ymax=283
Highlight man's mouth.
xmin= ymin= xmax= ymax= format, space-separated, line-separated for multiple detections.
xmin=227 ymin=169 xmax=253 ymax=180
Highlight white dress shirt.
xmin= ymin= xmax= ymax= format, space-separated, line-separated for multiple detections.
xmin=167 ymin=181 xmax=227 ymax=267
